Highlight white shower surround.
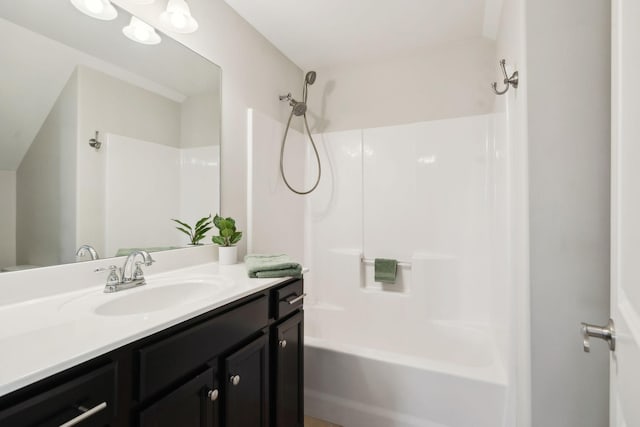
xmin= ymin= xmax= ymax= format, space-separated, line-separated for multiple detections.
xmin=302 ymin=114 xmax=512 ymax=426
xmin=104 ymin=133 xmax=220 ymax=256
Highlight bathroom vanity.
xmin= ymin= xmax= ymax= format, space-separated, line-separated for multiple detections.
xmin=0 ymin=264 xmax=304 ymax=427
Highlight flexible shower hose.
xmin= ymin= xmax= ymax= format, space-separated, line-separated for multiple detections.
xmin=280 ymin=109 xmax=321 ymax=195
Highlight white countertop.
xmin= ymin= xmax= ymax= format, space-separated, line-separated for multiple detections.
xmin=0 ymin=262 xmax=292 ymax=397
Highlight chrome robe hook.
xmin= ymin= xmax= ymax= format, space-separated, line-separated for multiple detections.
xmin=89 ymin=131 xmax=102 ymax=150
xmin=491 ymin=59 xmax=519 ymax=95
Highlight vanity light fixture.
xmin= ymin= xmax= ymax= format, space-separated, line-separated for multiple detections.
xmin=69 ymin=0 xmax=118 ymax=20
xmin=160 ymin=0 xmax=198 ymax=34
xmin=123 ymin=16 xmax=162 ymax=45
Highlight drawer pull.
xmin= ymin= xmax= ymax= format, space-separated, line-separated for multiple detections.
xmin=207 ymin=388 xmax=219 ymax=401
xmin=59 ymin=401 xmax=107 ymax=427
xmin=279 ymin=339 xmax=287 ymax=349
xmin=285 ymin=293 xmax=306 ymax=305
xmin=230 ymin=375 xmax=241 ymax=386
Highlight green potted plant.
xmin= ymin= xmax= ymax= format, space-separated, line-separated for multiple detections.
xmin=171 ymin=214 xmax=213 ymax=245
xmin=212 ymin=214 xmax=242 ymax=265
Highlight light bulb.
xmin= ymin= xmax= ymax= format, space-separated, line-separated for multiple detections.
xmin=84 ymin=0 xmax=104 ymax=13
xmin=134 ymin=27 xmax=149 ymax=41
xmin=123 ymin=16 xmax=161 ymax=45
xmin=70 ymin=0 xmax=117 ymax=20
xmin=170 ymin=12 xmax=187 ymax=29
xmin=160 ymin=0 xmax=198 ymax=33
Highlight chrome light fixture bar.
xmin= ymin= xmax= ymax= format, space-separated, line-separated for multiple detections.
xmin=123 ymin=16 xmax=161 ymax=45
xmin=69 ymin=0 xmax=118 ymax=21
xmin=160 ymin=0 xmax=198 ymax=34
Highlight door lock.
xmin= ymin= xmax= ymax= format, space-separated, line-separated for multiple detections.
xmin=581 ymin=318 xmax=615 ymax=352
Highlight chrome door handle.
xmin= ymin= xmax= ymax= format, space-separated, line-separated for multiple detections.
xmin=581 ymin=318 xmax=615 ymax=352
xmin=59 ymin=402 xmax=107 ymax=427
xmin=286 ymin=293 xmax=306 ymax=305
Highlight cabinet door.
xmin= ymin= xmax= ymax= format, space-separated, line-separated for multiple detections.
xmin=223 ymin=334 xmax=269 ymax=427
xmin=140 ymin=366 xmax=219 ymax=427
xmin=273 ymin=311 xmax=304 ymax=427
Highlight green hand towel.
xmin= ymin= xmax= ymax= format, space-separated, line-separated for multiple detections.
xmin=255 ymin=265 xmax=303 ymax=279
xmin=374 ymin=258 xmax=397 ymax=284
xmin=245 ymin=254 xmax=302 ymax=278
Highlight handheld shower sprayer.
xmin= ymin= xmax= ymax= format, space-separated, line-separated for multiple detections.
xmin=278 ymin=71 xmax=321 ymax=195
xmin=305 ymin=70 xmax=317 ymax=85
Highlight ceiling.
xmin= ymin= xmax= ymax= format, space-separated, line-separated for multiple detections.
xmin=224 ymin=0 xmax=503 ymax=69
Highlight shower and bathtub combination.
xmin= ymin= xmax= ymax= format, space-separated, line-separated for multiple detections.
xmin=272 ymin=67 xmax=518 ymax=426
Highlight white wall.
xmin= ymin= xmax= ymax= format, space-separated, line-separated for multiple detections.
xmin=492 ymin=0 xmax=530 ymax=425
xmin=181 ymin=92 xmax=220 ymax=149
xmin=527 ymin=1 xmax=611 ymax=426
xmin=16 ymin=70 xmax=78 ymax=267
xmin=113 ymin=0 xmax=304 ymax=257
xmin=306 ymin=38 xmax=496 ymax=133
xmin=0 ymin=171 xmax=16 ymax=269
xmin=77 ymin=66 xmax=181 ymax=148
xmin=247 ymin=109 xmax=305 ymax=262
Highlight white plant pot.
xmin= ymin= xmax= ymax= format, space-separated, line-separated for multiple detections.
xmin=218 ymin=245 xmax=238 ymax=265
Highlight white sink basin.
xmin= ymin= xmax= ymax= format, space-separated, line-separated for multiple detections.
xmin=95 ymin=281 xmax=217 ymax=316
xmin=59 ymin=277 xmax=234 ymax=316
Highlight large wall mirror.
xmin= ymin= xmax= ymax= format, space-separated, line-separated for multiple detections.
xmin=0 ymin=1 xmax=221 ymax=272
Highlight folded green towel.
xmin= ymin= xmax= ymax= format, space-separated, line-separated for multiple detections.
xmin=116 ymin=246 xmax=181 ymax=257
xmin=374 ymin=258 xmax=397 ymax=284
xmin=255 ymin=265 xmax=302 ymax=279
xmin=245 ymin=254 xmax=302 ymax=278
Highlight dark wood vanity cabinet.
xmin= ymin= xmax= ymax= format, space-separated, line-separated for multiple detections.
xmin=0 ymin=278 xmax=304 ymax=427
xmin=272 ymin=312 xmax=304 ymax=427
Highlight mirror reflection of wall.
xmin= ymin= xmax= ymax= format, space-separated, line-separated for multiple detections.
xmin=0 ymin=1 xmax=221 ymax=272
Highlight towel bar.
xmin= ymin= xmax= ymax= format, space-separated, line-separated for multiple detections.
xmin=361 ymin=257 xmax=412 ymax=268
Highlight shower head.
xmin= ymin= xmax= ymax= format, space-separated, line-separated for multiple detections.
xmin=305 ymin=71 xmax=317 ymax=85
xmin=291 ymin=99 xmax=307 ymax=116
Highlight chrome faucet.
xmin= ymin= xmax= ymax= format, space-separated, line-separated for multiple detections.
xmin=76 ymin=245 xmax=99 ymax=260
xmin=95 ymin=250 xmax=155 ymax=293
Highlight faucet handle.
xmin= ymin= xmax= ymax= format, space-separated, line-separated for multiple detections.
xmin=95 ymin=265 xmax=121 ymax=286
xmin=133 ymin=261 xmax=145 ymax=280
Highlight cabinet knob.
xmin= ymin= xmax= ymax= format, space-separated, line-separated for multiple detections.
xmin=279 ymin=339 xmax=287 ymax=349
xmin=230 ymin=375 xmax=241 ymax=386
xmin=207 ymin=388 xmax=219 ymax=401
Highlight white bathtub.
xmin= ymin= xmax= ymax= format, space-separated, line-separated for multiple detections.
xmin=304 ymin=306 xmax=508 ymax=427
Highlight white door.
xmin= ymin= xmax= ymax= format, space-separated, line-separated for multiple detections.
xmin=610 ymin=0 xmax=640 ymax=425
